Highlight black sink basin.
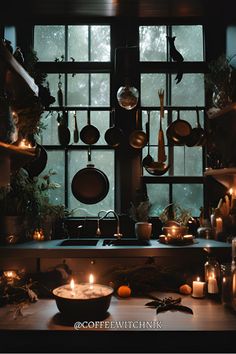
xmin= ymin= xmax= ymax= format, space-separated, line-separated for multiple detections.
xmin=59 ymin=239 xmax=99 ymax=246
xmin=102 ymin=239 xmax=151 ymax=246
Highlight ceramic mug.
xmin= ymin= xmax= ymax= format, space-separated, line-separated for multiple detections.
xmin=135 ymin=222 xmax=152 ymax=240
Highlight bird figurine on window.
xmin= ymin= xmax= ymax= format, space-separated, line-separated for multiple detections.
xmin=167 ymin=36 xmax=184 ymax=84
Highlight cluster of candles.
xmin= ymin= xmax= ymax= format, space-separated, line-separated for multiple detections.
xmin=53 ymin=274 xmax=113 ymax=300
xmin=192 ymin=272 xmax=219 ymax=298
xmin=32 ymin=229 xmax=45 ymax=241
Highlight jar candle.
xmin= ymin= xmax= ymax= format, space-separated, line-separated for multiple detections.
xmin=53 ymin=282 xmax=113 ymax=300
xmin=221 ymin=264 xmax=232 ymax=305
xmin=192 ymin=277 xmax=206 ymax=298
xmin=208 ymin=273 xmax=219 ymax=294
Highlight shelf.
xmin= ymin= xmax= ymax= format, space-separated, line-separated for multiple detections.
xmin=204 ymin=167 xmax=236 ymax=189
xmin=207 ymin=102 xmax=236 ymax=120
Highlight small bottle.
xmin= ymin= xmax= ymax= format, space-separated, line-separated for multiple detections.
xmin=220 ymin=264 xmax=232 ymax=306
xmin=204 ymin=256 xmax=220 ymax=299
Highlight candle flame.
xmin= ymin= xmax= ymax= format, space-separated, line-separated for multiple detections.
xmin=89 ymin=274 xmax=94 ymax=285
xmin=229 ymin=188 xmax=233 ymax=195
xmin=70 ymin=278 xmax=75 ymax=290
xmin=223 ymin=277 xmax=226 ymax=283
xmin=197 ymin=277 xmax=200 ymax=282
xmin=19 ymin=139 xmax=33 ymax=149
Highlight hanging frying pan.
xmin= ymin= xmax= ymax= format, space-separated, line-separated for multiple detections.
xmin=71 ymin=147 xmax=109 ymax=204
xmin=129 ymin=109 xmax=148 ymax=149
xmin=80 ymin=110 xmax=100 ymax=145
xmin=166 ymin=109 xmax=191 ymax=145
xmin=104 ymin=109 xmax=124 ymax=148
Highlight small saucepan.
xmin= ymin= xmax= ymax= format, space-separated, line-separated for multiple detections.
xmin=167 ymin=109 xmax=192 ymax=145
xmin=129 ymin=109 xmax=148 ymax=149
xmin=71 ymin=147 xmax=109 ymax=204
xmin=104 ymin=109 xmax=124 ymax=148
xmin=80 ymin=111 xmax=100 ymax=145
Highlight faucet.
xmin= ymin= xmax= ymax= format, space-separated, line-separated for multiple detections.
xmin=97 ymin=210 xmax=123 ymax=239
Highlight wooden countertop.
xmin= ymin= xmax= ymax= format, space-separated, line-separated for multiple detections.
xmin=0 ymin=293 xmax=235 ymax=331
xmin=1 ymin=293 xmax=236 ymax=352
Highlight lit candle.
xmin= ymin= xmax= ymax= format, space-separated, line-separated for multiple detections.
xmin=215 ymin=217 xmax=223 ymax=234
xmin=33 ymin=229 xmax=45 ymax=241
xmin=18 ymin=139 xmax=35 ymax=152
xmin=192 ymin=277 xmax=206 ymax=298
xmin=89 ymin=274 xmax=94 ymax=290
xmin=3 ymin=270 xmax=18 ymax=284
xmin=70 ymin=278 xmax=75 ymax=297
xmin=208 ymin=272 xmax=219 ymax=294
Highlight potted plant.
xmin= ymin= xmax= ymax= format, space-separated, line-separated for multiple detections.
xmin=129 ymin=199 xmax=152 ymax=240
xmin=0 ymin=168 xmax=69 ymax=244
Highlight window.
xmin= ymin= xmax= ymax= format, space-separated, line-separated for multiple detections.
xmin=140 ymin=25 xmax=205 ymax=216
xmin=34 ymin=25 xmax=114 ymax=217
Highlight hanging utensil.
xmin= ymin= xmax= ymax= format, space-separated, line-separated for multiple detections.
xmin=58 ymin=111 xmax=70 ymax=147
xmin=142 ymin=110 xmax=154 ymax=167
xmin=158 ymin=89 xmax=167 ymax=162
xmin=73 ymin=111 xmax=79 ymax=143
xmin=104 ymin=109 xmax=124 ymax=148
xmin=57 ymin=74 xmax=63 ymax=107
xmin=80 ymin=110 xmax=100 ymax=145
xmin=71 ymin=146 xmax=109 ymax=204
xmin=185 ymin=107 xmax=206 ymax=147
xmin=166 ymin=109 xmax=192 ymax=145
xmin=129 ymin=109 xmax=148 ymax=149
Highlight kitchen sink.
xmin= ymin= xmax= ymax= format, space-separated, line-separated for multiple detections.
xmin=102 ymin=239 xmax=151 ymax=246
xmin=59 ymin=239 xmax=99 ymax=246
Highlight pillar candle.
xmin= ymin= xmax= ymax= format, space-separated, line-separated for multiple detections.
xmin=192 ymin=277 xmax=206 ymax=298
xmin=208 ymin=273 xmax=219 ymax=294
xmin=215 ymin=217 xmax=223 ymax=234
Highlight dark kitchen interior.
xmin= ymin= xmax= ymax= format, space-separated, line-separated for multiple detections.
xmin=1 ymin=0 xmax=236 ymax=352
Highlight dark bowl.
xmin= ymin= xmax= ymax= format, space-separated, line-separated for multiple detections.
xmin=53 ymin=284 xmax=114 ymax=321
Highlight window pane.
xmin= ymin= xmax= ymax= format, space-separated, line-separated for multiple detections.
xmin=139 ymin=26 xmax=167 ymax=61
xmin=141 ymin=74 xmax=166 ymax=106
xmin=40 ymin=111 xmax=60 ymax=145
xmin=43 ymin=150 xmax=65 ymax=205
xmin=172 ymin=25 xmax=204 ymax=61
xmin=34 ymin=25 xmax=65 ymax=61
xmin=91 ymin=26 xmax=110 ymax=61
xmin=67 ymin=74 xmax=89 ymax=106
xmin=91 ymin=74 xmax=110 ymax=106
xmin=68 ymin=26 xmax=88 ymax=61
xmin=46 ymin=74 xmax=65 ymax=107
xmin=171 ymin=74 xmax=205 ymax=106
xmin=174 ymin=146 xmax=203 ymax=176
xmin=172 ymin=184 xmax=203 ymax=216
xmin=147 ymin=184 xmax=169 ymax=216
xmin=68 ymin=150 xmax=114 ymax=216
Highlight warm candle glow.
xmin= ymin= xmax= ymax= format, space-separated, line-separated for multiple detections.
xmin=229 ymin=188 xmax=233 ymax=196
xmin=89 ymin=274 xmax=94 ymax=285
xmin=19 ymin=139 xmax=33 ymax=149
xmin=197 ymin=277 xmax=200 ymax=282
xmin=70 ymin=279 xmax=75 ymax=291
xmin=3 ymin=270 xmax=18 ymax=283
xmin=223 ymin=276 xmax=226 ymax=284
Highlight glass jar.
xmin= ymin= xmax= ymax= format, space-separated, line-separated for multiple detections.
xmin=220 ymin=263 xmax=232 ymax=306
xmin=204 ymin=257 xmax=220 ymax=294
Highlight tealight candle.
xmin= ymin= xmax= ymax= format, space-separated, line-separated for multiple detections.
xmin=18 ymin=139 xmax=35 ymax=152
xmin=208 ymin=272 xmax=219 ymax=294
xmin=3 ymin=270 xmax=18 ymax=284
xmin=192 ymin=277 xmax=206 ymax=298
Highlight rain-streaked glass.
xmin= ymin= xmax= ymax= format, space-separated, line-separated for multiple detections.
xmin=174 ymin=146 xmax=203 ymax=176
xmin=91 ymin=26 xmax=110 ymax=61
xmin=142 ymin=110 xmax=168 ymax=145
xmin=68 ymin=26 xmax=88 ymax=61
xmin=91 ymin=74 xmax=110 ymax=106
xmin=139 ymin=26 xmax=167 ymax=61
xmin=40 ymin=111 xmax=60 ymax=146
xmin=34 ymin=26 xmax=65 ymax=61
xmin=141 ymin=74 xmax=166 ymax=106
xmin=147 ymin=184 xmax=169 ymax=216
xmin=171 ymin=74 xmax=205 ymax=106
xmin=172 ymin=184 xmax=203 ymax=216
xmin=43 ymin=150 xmax=65 ymax=205
xmin=172 ymin=25 xmax=204 ymax=61
xmin=68 ymin=150 xmax=114 ymax=216
xmin=67 ymin=74 xmax=89 ymax=106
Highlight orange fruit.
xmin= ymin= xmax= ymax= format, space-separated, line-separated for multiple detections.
xmin=179 ymin=284 xmax=192 ymax=295
xmin=117 ymin=285 xmax=131 ymax=298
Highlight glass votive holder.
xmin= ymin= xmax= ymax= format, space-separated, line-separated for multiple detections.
xmin=221 ymin=263 xmax=232 ymax=306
